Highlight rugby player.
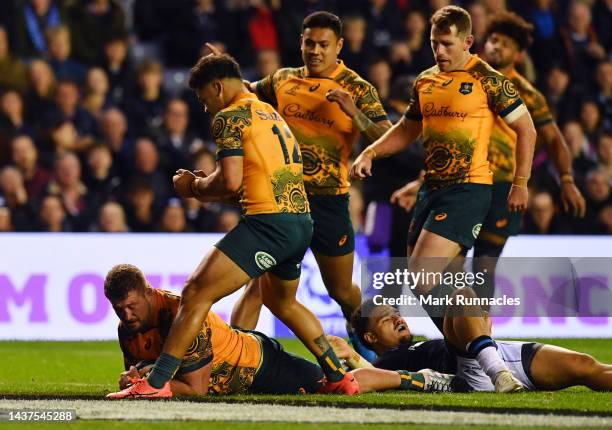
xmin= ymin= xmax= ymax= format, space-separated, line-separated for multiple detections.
xmin=228 ymin=12 xmax=392 ymax=358
xmin=332 ymin=294 xmax=612 ymax=392
xmin=350 ymin=6 xmax=537 ymax=390
xmin=104 ymin=264 xmax=459 ymax=396
xmin=390 ymin=12 xmax=586 ymax=306
xmin=106 ymin=53 xmax=358 ymax=399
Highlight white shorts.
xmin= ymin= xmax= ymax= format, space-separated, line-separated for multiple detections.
xmin=455 ymin=341 xmax=542 ymax=391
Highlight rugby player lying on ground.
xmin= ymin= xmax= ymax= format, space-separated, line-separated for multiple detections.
xmin=104 ymin=264 xmax=463 ymax=397
xmin=330 ymin=288 xmax=612 ymax=392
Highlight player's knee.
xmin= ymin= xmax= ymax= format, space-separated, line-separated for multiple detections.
xmin=572 ymin=353 xmax=600 ymax=380
xmin=328 ymin=287 xmax=354 ymax=307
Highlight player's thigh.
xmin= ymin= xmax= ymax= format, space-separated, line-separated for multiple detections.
xmin=313 ymin=250 xmax=355 ymax=294
xmin=530 ymin=344 xmax=594 ymax=390
xmin=185 ymin=246 xmax=251 ymax=303
xmin=309 ymin=193 xmax=355 ymax=257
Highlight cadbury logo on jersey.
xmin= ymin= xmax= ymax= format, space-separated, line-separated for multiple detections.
xmin=422 ymin=102 xmax=468 ymax=121
xmin=283 ymin=103 xmax=335 ymax=128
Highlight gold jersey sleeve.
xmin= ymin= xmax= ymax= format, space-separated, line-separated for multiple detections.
xmin=489 ymin=69 xmax=554 ymax=182
xmin=404 ymin=56 xmax=524 ymax=188
xmin=254 ymin=62 xmax=388 ymax=195
xmin=212 ymin=93 xmax=309 ymax=215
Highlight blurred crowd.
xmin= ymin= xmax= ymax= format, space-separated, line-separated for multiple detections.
xmin=0 ymin=0 xmax=610 ymax=241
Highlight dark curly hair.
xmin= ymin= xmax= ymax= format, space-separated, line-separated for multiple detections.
xmin=486 ymin=12 xmax=534 ymax=51
xmin=188 ymin=54 xmax=243 ymax=90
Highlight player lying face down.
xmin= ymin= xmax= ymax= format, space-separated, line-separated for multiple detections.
xmin=104 ymin=264 xmax=463 ymax=396
xmin=335 ymin=296 xmax=612 ymax=392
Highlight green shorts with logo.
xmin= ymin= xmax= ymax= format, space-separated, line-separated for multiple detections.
xmin=408 ymin=183 xmax=492 ymax=249
xmin=309 ymin=193 xmax=355 ymax=257
xmin=479 ymin=181 xmax=521 ymax=244
xmin=215 ymin=213 xmax=313 ymax=281
xmin=249 ymin=331 xmax=323 ymax=394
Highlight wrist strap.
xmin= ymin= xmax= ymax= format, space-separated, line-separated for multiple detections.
xmin=512 ymin=175 xmax=529 ymax=188
xmin=560 ymin=173 xmax=574 ymax=184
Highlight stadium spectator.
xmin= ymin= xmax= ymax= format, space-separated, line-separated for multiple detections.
xmin=526 ymin=0 xmax=564 ymax=79
xmin=584 ymin=168 xmax=611 ymax=214
xmin=592 ymin=0 xmax=612 ymax=53
xmin=215 ymin=208 xmax=240 ymax=233
xmin=129 ymin=136 xmax=171 ymax=205
xmin=67 ymin=0 xmax=127 ymax=66
xmin=122 ymin=60 xmax=168 ymax=135
xmin=102 ymin=34 xmax=136 ymax=105
xmin=598 ymin=204 xmax=612 ymax=233
xmin=367 ymin=58 xmax=392 ymax=106
xmin=123 ymin=180 xmax=157 ymax=232
xmin=23 ymin=60 xmax=56 ymax=127
xmin=159 ymin=199 xmax=189 ymax=233
xmin=37 ymin=194 xmax=72 ymax=232
xmin=598 ymin=132 xmax=612 ymax=179
xmin=544 ymin=65 xmax=579 ymax=125
xmin=97 ymin=201 xmax=129 ymax=232
xmin=362 ymin=0 xmax=402 ymax=57
xmin=244 ymin=49 xmax=282 ymax=82
xmin=580 ymin=100 xmax=603 ymax=144
xmin=0 ymin=90 xmax=34 ymax=140
xmin=46 ymin=151 xmax=96 ymax=231
xmin=341 ymin=15 xmax=370 ymax=78
xmin=10 ymin=0 xmax=65 ymax=59
xmin=82 ymin=68 xmax=113 ymax=119
xmin=155 ymin=98 xmax=204 ymax=175
xmin=46 ymin=25 xmax=87 ymax=84
xmin=100 ymin=107 xmax=132 ymax=180
xmin=0 ymin=26 xmax=28 ymax=93
xmin=165 ymin=0 xmax=231 ymax=67
xmin=247 ymin=0 xmax=280 ymax=54
xmin=10 ymin=135 xmax=52 ymax=200
xmin=0 ymin=166 xmax=36 ymax=231
xmin=83 ymin=143 xmax=121 ymax=206
xmin=522 ymin=191 xmax=571 ymax=234
xmin=559 ymin=1 xmax=606 ymax=91
xmin=132 ymin=0 xmax=176 ymax=42
xmin=563 ymin=120 xmax=598 ymax=189
xmin=593 ymin=61 xmax=612 ymax=131
xmin=44 ymin=79 xmax=99 ymax=146
xmin=467 ymin=2 xmax=487 ymax=54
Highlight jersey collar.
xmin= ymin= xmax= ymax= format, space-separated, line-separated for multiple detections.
xmin=233 ymin=92 xmax=258 ymax=103
xmin=304 ymin=60 xmax=346 ymax=79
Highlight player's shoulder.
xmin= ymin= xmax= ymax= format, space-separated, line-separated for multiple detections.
xmin=274 ymin=66 xmax=306 ymax=83
xmin=334 ymin=64 xmax=372 ymax=88
xmin=213 ymin=101 xmax=254 ymax=132
xmin=467 ymin=56 xmax=509 ymax=82
xmin=415 ymin=64 xmax=440 ymax=82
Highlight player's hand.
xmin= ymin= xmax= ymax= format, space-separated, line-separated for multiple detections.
xmin=507 ymin=185 xmax=528 ymax=212
xmin=204 ymin=42 xmax=223 ymax=56
xmin=350 ymin=150 xmax=374 ymax=179
xmin=326 ymin=89 xmax=358 ymax=117
xmin=390 ymin=178 xmax=423 ymax=212
xmin=118 ymin=366 xmax=140 ymax=389
xmin=173 ymin=169 xmax=198 ymax=198
xmin=193 ymin=169 xmax=208 ymax=178
xmin=326 ymin=335 xmax=352 ymax=360
xmin=560 ymin=182 xmax=586 ymax=218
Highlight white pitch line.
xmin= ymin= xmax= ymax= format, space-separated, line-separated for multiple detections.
xmin=1 ymin=399 xmax=610 ymax=428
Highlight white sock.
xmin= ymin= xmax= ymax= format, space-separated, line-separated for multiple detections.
xmin=475 ymin=346 xmax=508 ymax=382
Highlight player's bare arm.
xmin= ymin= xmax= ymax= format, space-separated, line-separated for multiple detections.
xmin=169 ymin=361 xmax=213 ymax=396
xmin=350 ymin=117 xmax=422 ymax=179
xmin=538 ymin=122 xmax=586 ymax=217
xmin=505 ymin=110 xmax=536 ymax=212
xmin=390 ymin=170 xmax=425 ymax=212
xmin=325 ymin=89 xmax=392 ymax=142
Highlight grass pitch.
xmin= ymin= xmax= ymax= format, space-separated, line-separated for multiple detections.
xmin=1 ymin=338 xmax=611 ymax=429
